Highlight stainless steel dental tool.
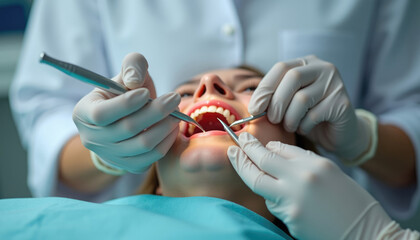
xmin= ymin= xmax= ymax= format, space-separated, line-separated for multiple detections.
xmin=229 ymin=112 xmax=267 ymax=127
xmin=217 ymin=118 xmax=240 ymax=146
xmin=39 ymin=52 xmax=205 ymax=133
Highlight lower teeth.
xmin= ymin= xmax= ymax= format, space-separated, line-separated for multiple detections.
xmin=187 ymin=122 xmax=241 ymax=136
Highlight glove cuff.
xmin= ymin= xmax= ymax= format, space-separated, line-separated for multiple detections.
xmin=342 ymin=201 xmax=392 ymax=240
xmin=90 ymin=151 xmax=126 ymax=176
xmin=376 ymin=221 xmax=420 ymax=239
xmin=342 ymin=109 xmax=378 ymax=166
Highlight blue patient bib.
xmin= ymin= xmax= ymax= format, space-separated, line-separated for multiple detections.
xmin=0 ymin=195 xmax=292 ymax=240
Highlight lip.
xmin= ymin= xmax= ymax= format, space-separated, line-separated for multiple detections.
xmin=181 ymin=99 xmax=245 ymax=139
xmin=188 ymin=127 xmax=246 ymax=140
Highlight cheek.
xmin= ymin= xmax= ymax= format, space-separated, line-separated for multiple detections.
xmin=179 ymin=99 xmax=192 ymax=112
xmin=236 ymin=95 xmax=251 ymax=107
xmin=247 ymin=119 xmax=296 ymax=146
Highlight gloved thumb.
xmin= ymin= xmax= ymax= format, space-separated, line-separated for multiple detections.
xmin=117 ymin=53 xmax=157 ymax=98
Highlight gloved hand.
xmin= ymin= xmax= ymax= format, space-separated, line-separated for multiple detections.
xmin=73 ymin=53 xmax=181 ymax=174
xmin=227 ymin=132 xmax=394 ymax=240
xmin=248 ymin=55 xmax=372 ymax=162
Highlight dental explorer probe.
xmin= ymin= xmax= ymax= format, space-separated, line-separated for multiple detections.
xmin=229 ymin=112 xmax=266 ymax=127
xmin=218 ymin=118 xmax=240 ymax=146
xmin=39 ymin=52 xmax=205 ymax=133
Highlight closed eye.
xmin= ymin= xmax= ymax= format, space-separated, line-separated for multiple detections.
xmin=180 ymin=92 xmax=194 ymax=98
xmin=236 ymin=78 xmax=260 ymax=93
xmin=176 ymin=84 xmax=197 ymax=98
xmin=243 ymin=86 xmax=257 ymax=92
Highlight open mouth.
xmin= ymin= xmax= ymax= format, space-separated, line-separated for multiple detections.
xmin=184 ymin=100 xmax=244 ymax=138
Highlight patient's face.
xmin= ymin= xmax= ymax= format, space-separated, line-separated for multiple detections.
xmin=156 ymin=68 xmax=295 ymax=219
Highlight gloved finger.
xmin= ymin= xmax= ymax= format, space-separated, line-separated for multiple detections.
xmin=266 ymin=141 xmax=317 ymax=159
xmin=248 ymin=59 xmax=304 ymax=116
xmin=73 ymin=120 xmax=111 ymax=143
xmin=117 ymin=52 xmax=149 ymax=89
xmin=228 ymin=146 xmax=280 ymax=202
xmin=99 ymin=127 xmax=179 ymax=173
xmin=238 ymin=132 xmax=292 ymax=177
xmin=267 ymin=65 xmax=317 ymax=124
xmin=78 ymin=133 xmax=113 ymax=155
xmin=75 ymin=91 xmax=180 ymax=142
xmin=104 ymin=92 xmax=180 ymax=142
xmin=103 ymin=126 xmax=179 ymax=174
xmin=298 ymin=88 xmax=346 ymax=135
xmin=282 ymin=70 xmax=326 ymax=132
xmin=113 ymin=117 xmax=180 ymax=156
xmin=73 ymin=88 xmax=150 ymax=127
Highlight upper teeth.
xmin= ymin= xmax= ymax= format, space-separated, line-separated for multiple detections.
xmin=187 ymin=105 xmax=241 ymax=135
xmin=190 ymin=105 xmax=236 ymax=124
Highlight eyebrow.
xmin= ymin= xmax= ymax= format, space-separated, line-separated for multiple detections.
xmin=176 ymin=73 xmax=262 ymax=89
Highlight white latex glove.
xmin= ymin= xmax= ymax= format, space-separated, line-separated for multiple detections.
xmin=248 ymin=55 xmax=371 ymax=162
xmin=227 ymin=132 xmax=405 ymax=240
xmin=73 ymin=53 xmax=181 ymax=173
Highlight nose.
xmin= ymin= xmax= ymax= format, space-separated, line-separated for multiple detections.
xmin=194 ymin=74 xmax=234 ymax=100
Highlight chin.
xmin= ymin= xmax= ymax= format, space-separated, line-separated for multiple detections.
xmin=163 ymin=167 xmax=253 ymax=198
xmin=159 ymin=160 xmax=248 ymax=198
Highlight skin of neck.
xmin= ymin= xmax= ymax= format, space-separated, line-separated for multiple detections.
xmin=156 ymin=161 xmax=275 ymax=222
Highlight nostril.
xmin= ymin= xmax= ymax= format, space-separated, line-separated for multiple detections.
xmin=197 ymin=85 xmax=206 ymax=97
xmin=214 ymin=84 xmax=226 ymax=95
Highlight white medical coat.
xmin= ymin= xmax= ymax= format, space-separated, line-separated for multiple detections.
xmin=9 ymin=0 xmax=420 ymax=221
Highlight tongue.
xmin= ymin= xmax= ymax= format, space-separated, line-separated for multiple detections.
xmin=193 ymin=112 xmax=227 ymax=134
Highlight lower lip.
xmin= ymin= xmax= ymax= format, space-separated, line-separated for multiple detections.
xmin=189 ymin=130 xmax=228 ymax=139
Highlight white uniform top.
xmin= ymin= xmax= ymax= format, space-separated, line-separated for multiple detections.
xmin=10 ymin=0 xmax=420 ymax=221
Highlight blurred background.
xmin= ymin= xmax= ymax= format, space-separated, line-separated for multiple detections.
xmin=0 ymin=0 xmax=32 ymax=198
xmin=0 ymin=0 xmax=419 ymax=230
